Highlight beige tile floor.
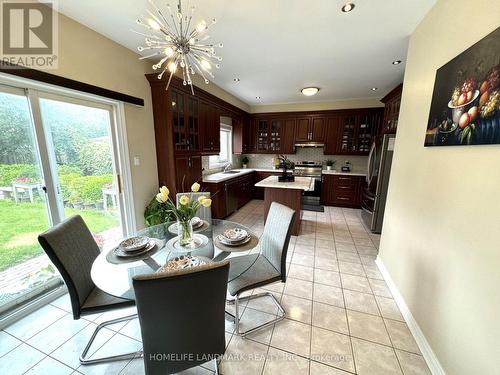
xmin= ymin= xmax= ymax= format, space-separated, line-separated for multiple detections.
xmin=0 ymin=200 xmax=431 ymax=375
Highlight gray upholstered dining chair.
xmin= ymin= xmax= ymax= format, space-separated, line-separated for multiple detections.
xmin=132 ymin=261 xmax=229 ymax=375
xmin=38 ymin=215 xmax=140 ymax=365
xmin=226 ymin=202 xmax=295 ymax=337
xmin=176 ymin=192 xmax=211 ymax=222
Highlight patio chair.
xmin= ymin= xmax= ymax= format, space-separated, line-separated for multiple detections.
xmin=38 ymin=215 xmax=139 ymax=365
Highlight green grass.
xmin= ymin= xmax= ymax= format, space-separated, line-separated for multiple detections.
xmin=0 ymin=200 xmax=119 ymax=272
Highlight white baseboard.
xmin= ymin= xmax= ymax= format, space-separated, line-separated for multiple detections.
xmin=375 ymin=257 xmax=446 ymax=375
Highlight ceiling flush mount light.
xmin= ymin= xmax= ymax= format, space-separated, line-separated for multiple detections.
xmin=371 ymin=87 xmax=378 ymax=91
xmin=392 ymin=60 xmax=402 ymax=65
xmin=301 ymin=87 xmax=320 ymax=96
xmin=134 ymin=0 xmax=223 ymax=94
xmin=341 ymin=2 xmax=355 ymax=13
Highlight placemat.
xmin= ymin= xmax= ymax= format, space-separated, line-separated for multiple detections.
xmin=214 ymin=234 xmax=259 ymax=253
xmin=105 ymin=238 xmax=165 ymax=264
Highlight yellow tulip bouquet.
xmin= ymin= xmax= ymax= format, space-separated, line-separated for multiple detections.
xmin=153 ymin=182 xmax=212 ymax=245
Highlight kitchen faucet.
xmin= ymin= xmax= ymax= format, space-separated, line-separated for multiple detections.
xmin=223 ymin=162 xmax=232 ymax=172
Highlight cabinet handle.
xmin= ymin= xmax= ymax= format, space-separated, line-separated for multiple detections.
xmin=338 ymin=177 xmax=351 ymax=180
xmin=337 ymin=197 xmax=349 ymax=201
xmin=338 ymin=186 xmax=351 ymax=189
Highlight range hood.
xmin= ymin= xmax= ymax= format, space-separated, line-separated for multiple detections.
xmin=294 ymin=142 xmax=325 ymax=148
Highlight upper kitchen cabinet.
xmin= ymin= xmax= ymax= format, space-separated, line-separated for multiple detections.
xmin=250 ymin=115 xmax=291 ymax=154
xmin=281 ymin=118 xmax=296 ymax=154
xmin=336 ymin=109 xmax=383 ymax=155
xmin=256 ymin=118 xmax=270 ymax=152
xmin=200 ymin=101 xmax=220 ymax=155
xmin=324 ymin=116 xmax=340 ymax=154
xmin=310 ymin=117 xmax=326 ymax=142
xmin=381 ymin=83 xmax=403 ymax=134
xmin=294 ymin=116 xmax=324 ymax=143
xmin=233 ymin=116 xmax=254 ymax=154
xmin=295 ymin=117 xmax=310 ymax=142
xmin=170 ymin=89 xmax=202 ymax=153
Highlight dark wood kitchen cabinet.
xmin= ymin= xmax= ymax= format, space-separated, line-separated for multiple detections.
xmin=324 ymin=117 xmax=341 ymax=154
xmin=294 ymin=116 xmax=324 ymax=143
xmin=336 ymin=109 xmax=382 ymax=155
xmin=281 ymin=118 xmax=296 ymax=154
xmin=204 ymin=172 xmax=256 ymax=219
xmin=238 ymin=173 xmax=254 ymax=207
xmin=295 ymin=117 xmax=310 ymax=142
xmin=256 ymin=119 xmax=270 ymax=152
xmin=381 ymin=83 xmax=403 ymax=134
xmin=174 ymin=155 xmax=202 ymax=192
xmin=147 ymin=73 xmax=247 ymax=195
xmin=200 ymin=101 xmax=220 ymax=154
xmin=171 ymin=89 xmax=201 ymax=153
xmin=251 ymin=116 xmax=291 ymax=154
xmin=233 ymin=116 xmax=255 ymax=154
xmin=321 ymin=174 xmax=365 ymax=208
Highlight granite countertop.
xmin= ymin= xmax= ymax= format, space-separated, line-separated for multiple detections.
xmin=322 ymin=170 xmax=367 ymax=177
xmin=202 ymin=168 xmax=290 ymax=183
xmin=254 ymin=176 xmax=314 ymax=191
xmin=202 ymin=167 xmax=366 ymax=183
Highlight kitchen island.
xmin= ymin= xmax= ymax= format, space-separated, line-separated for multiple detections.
xmin=254 ymin=176 xmax=314 ymax=235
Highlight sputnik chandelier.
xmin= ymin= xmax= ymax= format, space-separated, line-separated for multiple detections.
xmin=134 ymin=0 xmax=223 ymax=93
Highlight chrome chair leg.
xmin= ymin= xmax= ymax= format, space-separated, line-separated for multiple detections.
xmin=233 ymin=292 xmax=285 ymax=337
xmin=80 ymin=313 xmax=143 ymax=365
xmin=214 ymin=357 xmax=220 ymax=375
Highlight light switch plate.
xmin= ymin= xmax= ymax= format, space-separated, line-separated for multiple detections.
xmin=133 ymin=156 xmax=140 ymax=166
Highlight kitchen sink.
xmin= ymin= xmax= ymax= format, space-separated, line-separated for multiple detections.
xmin=223 ymin=171 xmax=240 ymax=174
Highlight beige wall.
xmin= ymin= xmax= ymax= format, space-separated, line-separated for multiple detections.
xmin=49 ymin=12 xmax=156 ymax=228
xmin=379 ymin=1 xmax=500 ymax=374
xmin=250 ymin=97 xmax=383 ymax=113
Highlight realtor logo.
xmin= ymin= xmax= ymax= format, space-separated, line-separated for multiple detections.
xmin=0 ymin=0 xmax=58 ymax=69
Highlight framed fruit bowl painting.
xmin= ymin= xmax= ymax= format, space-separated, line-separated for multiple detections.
xmin=425 ymin=26 xmax=500 ymax=147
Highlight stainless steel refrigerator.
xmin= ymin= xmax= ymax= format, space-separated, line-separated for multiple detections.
xmin=361 ymin=134 xmax=396 ymax=233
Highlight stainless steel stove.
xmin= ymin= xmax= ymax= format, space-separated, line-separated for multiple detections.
xmin=294 ymin=161 xmax=323 ymax=178
xmin=294 ymin=161 xmax=323 ymax=208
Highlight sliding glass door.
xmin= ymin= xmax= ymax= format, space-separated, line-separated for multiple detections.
xmin=0 ymin=86 xmax=61 ymax=313
xmin=39 ymin=95 xmax=124 ymax=250
xmin=0 ymin=83 xmax=131 ymax=315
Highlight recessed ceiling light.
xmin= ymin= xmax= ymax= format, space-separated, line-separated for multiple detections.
xmin=233 ymin=78 xmax=240 ymax=82
xmin=255 ymin=96 xmax=261 ymax=99
xmin=341 ymin=2 xmax=355 ymax=13
xmin=301 ymin=87 xmax=320 ymax=96
xmin=392 ymin=60 xmax=402 ymax=65
xmin=371 ymin=87 xmax=378 ymax=91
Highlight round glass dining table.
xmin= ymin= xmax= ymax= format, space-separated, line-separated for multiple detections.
xmin=91 ymin=219 xmax=260 ymax=301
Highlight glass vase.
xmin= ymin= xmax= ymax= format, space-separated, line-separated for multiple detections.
xmin=178 ymin=219 xmax=194 ymax=246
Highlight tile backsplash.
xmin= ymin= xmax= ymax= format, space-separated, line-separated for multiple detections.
xmin=203 ymin=148 xmax=368 ymax=175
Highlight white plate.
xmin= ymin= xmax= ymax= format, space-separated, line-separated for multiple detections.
xmin=222 ymin=228 xmax=248 ymax=242
xmin=168 ymin=220 xmax=206 ymax=235
xmin=191 ymin=217 xmax=202 ymax=227
xmin=166 ymin=233 xmax=210 ymax=252
xmin=114 ymin=240 xmax=155 ymax=258
xmin=218 ymin=235 xmax=251 ymax=246
xmin=119 ymin=236 xmax=150 ymax=252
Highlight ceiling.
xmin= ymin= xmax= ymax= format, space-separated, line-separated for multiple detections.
xmin=58 ymin=0 xmax=436 ymax=106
